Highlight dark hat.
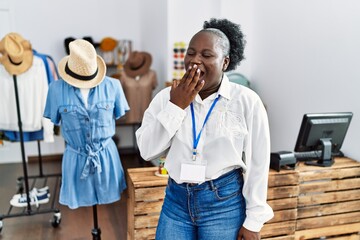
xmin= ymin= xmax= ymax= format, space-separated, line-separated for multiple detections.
xmin=64 ymin=37 xmax=76 ymax=55
xmin=123 ymin=51 xmax=152 ymax=78
xmin=83 ymin=36 xmax=100 ymax=49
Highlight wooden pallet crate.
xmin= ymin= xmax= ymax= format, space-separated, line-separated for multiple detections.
xmin=126 ymin=158 xmax=360 ymax=240
xmin=262 ymin=168 xmax=299 ymax=239
xmin=126 ymin=166 xmax=300 ymax=240
xmin=126 ymin=167 xmax=167 ymax=240
xmin=295 ymin=158 xmax=360 ymax=240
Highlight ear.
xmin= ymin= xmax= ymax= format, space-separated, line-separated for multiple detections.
xmin=222 ymin=56 xmax=230 ymax=71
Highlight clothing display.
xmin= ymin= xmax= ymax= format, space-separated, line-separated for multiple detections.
xmin=33 ymin=50 xmax=59 ymax=84
xmin=0 ymin=32 xmax=62 ymax=228
xmin=119 ymin=70 xmax=157 ymax=123
xmin=0 ymin=56 xmax=54 ymax=142
xmin=1 ymin=50 xmax=59 ymax=142
xmin=44 ymin=76 xmax=129 ymax=209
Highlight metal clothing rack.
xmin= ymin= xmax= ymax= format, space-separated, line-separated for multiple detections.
xmin=0 ymin=75 xmax=62 ymax=233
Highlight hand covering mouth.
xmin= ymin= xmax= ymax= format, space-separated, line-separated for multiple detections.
xmin=199 ymin=70 xmax=205 ymax=80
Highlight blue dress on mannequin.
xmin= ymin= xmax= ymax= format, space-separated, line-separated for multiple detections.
xmin=44 ymin=76 xmax=129 ymax=209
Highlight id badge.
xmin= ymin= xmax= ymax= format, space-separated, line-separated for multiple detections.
xmin=180 ymin=161 xmax=207 ymax=183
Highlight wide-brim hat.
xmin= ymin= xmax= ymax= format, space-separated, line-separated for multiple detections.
xmin=0 ymin=32 xmax=33 ymax=75
xmin=58 ymin=39 xmax=106 ymax=89
xmin=123 ymin=51 xmax=152 ymax=78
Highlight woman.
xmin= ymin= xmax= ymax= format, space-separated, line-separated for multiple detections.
xmin=136 ymin=18 xmax=273 ymax=240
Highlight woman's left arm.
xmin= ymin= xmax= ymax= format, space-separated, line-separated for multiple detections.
xmin=241 ymin=97 xmax=274 ymax=232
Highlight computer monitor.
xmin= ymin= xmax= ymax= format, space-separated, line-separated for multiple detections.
xmin=294 ymin=112 xmax=353 ymax=167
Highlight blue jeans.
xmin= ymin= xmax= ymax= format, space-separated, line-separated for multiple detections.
xmin=156 ymin=169 xmax=246 ymax=240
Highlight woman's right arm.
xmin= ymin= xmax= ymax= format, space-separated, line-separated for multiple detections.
xmin=135 ymin=88 xmax=187 ymax=161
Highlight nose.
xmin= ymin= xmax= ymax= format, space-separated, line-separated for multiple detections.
xmin=190 ymin=54 xmax=202 ymax=66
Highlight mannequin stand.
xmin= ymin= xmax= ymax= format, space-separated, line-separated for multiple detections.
xmin=13 ymin=74 xmax=32 ymax=212
xmin=0 ymin=75 xmax=61 ymax=233
xmin=91 ymin=205 xmax=101 ymax=240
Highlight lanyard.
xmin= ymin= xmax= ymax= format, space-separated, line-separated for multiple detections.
xmin=190 ymin=95 xmax=220 ymax=161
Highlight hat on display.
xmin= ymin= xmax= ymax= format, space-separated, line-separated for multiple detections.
xmin=58 ymin=39 xmax=106 ymax=89
xmin=64 ymin=37 xmax=76 ymax=55
xmin=123 ymin=51 xmax=152 ymax=78
xmin=99 ymin=37 xmax=118 ymax=52
xmin=83 ymin=36 xmax=100 ymax=49
xmin=0 ymin=32 xmax=33 ymax=75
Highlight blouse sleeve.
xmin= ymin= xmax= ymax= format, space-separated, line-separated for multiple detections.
xmin=43 ymin=80 xmax=61 ymax=125
xmin=242 ymin=96 xmax=274 ymax=232
xmin=114 ymin=79 xmax=130 ymax=120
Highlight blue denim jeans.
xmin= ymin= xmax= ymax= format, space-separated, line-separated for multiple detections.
xmin=156 ymin=169 xmax=246 ymax=240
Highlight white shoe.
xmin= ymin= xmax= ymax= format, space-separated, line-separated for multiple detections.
xmin=11 ymin=186 xmax=50 ymax=200
xmin=10 ymin=191 xmax=49 ymax=208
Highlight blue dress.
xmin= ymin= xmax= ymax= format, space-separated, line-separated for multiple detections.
xmin=44 ymin=76 xmax=129 ymax=209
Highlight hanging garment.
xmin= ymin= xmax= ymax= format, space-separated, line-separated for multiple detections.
xmin=44 ymin=76 xmax=129 ymax=209
xmin=118 ymin=70 xmax=157 ymax=123
xmin=2 ymin=51 xmax=58 ymax=142
xmin=46 ymin=55 xmax=59 ymax=81
xmin=3 ymin=129 xmax=44 ymax=142
xmin=33 ymin=50 xmax=58 ymax=84
xmin=0 ymin=56 xmax=54 ymax=142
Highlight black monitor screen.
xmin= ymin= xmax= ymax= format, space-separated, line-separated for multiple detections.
xmin=294 ymin=112 xmax=353 ymax=166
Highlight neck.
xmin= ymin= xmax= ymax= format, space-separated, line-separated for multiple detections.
xmin=199 ymin=75 xmax=223 ymax=100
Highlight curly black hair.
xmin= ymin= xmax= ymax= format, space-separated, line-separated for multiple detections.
xmin=203 ymin=18 xmax=246 ymax=71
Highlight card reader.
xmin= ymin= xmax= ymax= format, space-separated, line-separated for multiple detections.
xmin=270 ymin=151 xmax=297 ymax=172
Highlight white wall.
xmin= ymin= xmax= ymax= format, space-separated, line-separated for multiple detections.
xmin=1 ymin=0 xmax=360 ymax=163
xmin=138 ymin=0 xmax=168 ymax=94
xmin=251 ymin=0 xmax=360 ymax=160
xmin=219 ymin=0 xmax=254 ymax=78
xmin=166 ymin=0 xmax=221 ymax=82
xmin=8 ymin=0 xmax=142 ymax=64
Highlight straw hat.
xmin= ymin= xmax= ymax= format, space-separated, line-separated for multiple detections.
xmin=0 ymin=32 xmax=33 ymax=75
xmin=58 ymin=39 xmax=106 ymax=89
xmin=123 ymin=51 xmax=152 ymax=78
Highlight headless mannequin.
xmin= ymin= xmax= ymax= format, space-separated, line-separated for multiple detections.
xmin=80 ymin=88 xmax=90 ymax=108
xmin=80 ymin=87 xmax=101 ymax=240
xmin=119 ymin=70 xmax=157 ymax=123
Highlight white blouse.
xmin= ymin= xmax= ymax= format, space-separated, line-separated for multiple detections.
xmin=136 ymin=75 xmax=274 ymax=232
xmin=0 ymin=56 xmax=54 ymax=142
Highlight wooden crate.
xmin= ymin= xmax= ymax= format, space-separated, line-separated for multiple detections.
xmin=126 ymin=158 xmax=360 ymax=240
xmin=262 ymin=168 xmax=299 ymax=239
xmin=126 ymin=167 xmax=168 ymax=240
xmin=295 ymin=157 xmax=360 ymax=240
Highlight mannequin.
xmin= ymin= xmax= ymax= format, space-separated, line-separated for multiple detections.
xmin=80 ymin=88 xmax=90 ymax=108
xmin=44 ymin=39 xmax=129 ymax=240
xmin=120 ymin=51 xmax=157 ymax=123
xmin=118 ymin=70 xmax=157 ymax=123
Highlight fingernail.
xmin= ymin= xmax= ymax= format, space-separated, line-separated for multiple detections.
xmin=193 ymin=64 xmax=197 ymax=68
xmin=196 ymin=69 xmax=200 ymax=73
xmin=188 ymin=65 xmax=192 ymax=70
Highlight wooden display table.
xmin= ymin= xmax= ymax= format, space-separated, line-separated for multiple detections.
xmin=262 ymin=167 xmax=299 ymax=239
xmin=126 ymin=158 xmax=360 ymax=240
xmin=294 ymin=157 xmax=360 ymax=240
xmin=126 ymin=167 xmax=167 ymax=240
